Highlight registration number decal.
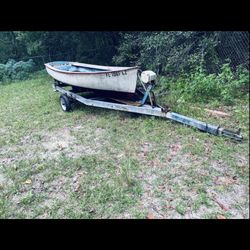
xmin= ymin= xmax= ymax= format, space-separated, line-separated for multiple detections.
xmin=106 ymin=70 xmax=127 ymax=77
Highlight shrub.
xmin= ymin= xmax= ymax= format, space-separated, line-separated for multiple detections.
xmin=157 ymin=63 xmax=249 ymax=106
xmin=0 ymin=64 xmax=6 ymax=82
xmin=0 ymin=59 xmax=35 ymax=83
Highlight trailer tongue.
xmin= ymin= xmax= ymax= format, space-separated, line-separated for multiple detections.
xmin=49 ymin=68 xmax=243 ymax=142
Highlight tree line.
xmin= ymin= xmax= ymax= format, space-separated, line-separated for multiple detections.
xmin=0 ymin=31 xmax=249 ymax=76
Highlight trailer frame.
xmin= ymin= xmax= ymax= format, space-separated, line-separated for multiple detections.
xmin=52 ymin=81 xmax=243 ymax=141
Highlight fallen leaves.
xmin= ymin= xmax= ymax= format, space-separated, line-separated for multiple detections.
xmin=166 ymin=143 xmax=182 ymax=162
xmin=212 ymin=194 xmax=229 ymax=211
xmin=169 ymin=143 xmax=182 ymax=155
xmin=191 ymin=106 xmax=231 ymax=118
xmin=146 ymin=213 xmax=155 ymax=219
xmin=73 ymin=184 xmax=80 ymax=192
xmin=217 ymin=215 xmax=226 ymax=219
xmin=57 ymin=143 xmax=67 ymax=150
xmin=206 ymin=109 xmax=231 ymax=118
xmin=217 ymin=201 xmax=229 ymax=211
xmin=164 ymin=205 xmax=174 ymax=210
xmin=0 ymin=158 xmax=14 ymax=165
xmin=71 ymin=173 xmax=83 ymax=192
xmin=213 ymin=176 xmax=238 ymax=186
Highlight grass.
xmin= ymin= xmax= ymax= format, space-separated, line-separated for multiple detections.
xmin=0 ymin=71 xmax=249 ymax=219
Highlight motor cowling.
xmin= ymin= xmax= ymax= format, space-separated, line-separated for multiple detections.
xmin=140 ymin=70 xmax=157 ymax=84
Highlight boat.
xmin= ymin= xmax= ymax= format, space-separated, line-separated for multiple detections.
xmin=45 ymin=61 xmax=139 ymax=93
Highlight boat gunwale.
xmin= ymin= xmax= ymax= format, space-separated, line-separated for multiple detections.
xmin=45 ymin=62 xmax=139 ymax=75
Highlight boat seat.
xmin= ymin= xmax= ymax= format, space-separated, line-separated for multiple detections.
xmin=57 ymin=65 xmax=72 ymax=71
xmin=68 ymin=66 xmax=79 ymax=72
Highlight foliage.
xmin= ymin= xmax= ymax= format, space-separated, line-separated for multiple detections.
xmin=113 ymin=31 xmax=249 ymax=76
xmin=1 ymin=31 xmax=248 ymax=75
xmin=157 ymin=63 xmax=249 ymax=106
xmin=0 ymin=32 xmax=26 ymax=62
xmin=0 ymin=31 xmax=249 ymax=105
xmin=0 ymin=59 xmax=35 ymax=83
xmin=13 ymin=31 xmax=120 ymax=65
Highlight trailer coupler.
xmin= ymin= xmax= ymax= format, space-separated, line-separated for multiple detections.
xmin=167 ymin=112 xmax=243 ymax=141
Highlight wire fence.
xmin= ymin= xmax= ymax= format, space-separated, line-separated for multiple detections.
xmin=155 ymin=31 xmax=249 ymax=75
xmin=209 ymin=31 xmax=249 ymax=72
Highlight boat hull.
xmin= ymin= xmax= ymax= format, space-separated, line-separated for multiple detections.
xmin=45 ymin=62 xmax=139 ymax=93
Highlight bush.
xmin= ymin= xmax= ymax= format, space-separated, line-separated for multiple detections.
xmin=157 ymin=63 xmax=249 ymax=106
xmin=0 ymin=59 xmax=35 ymax=83
xmin=0 ymin=64 xmax=6 ymax=82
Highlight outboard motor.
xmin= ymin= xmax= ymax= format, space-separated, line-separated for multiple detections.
xmin=137 ymin=70 xmax=157 ymax=107
xmin=140 ymin=70 xmax=157 ymax=84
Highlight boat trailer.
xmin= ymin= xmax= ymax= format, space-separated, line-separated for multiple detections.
xmin=52 ymin=77 xmax=243 ymax=142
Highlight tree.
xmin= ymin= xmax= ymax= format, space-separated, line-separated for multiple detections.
xmin=113 ymin=31 xmax=249 ymax=76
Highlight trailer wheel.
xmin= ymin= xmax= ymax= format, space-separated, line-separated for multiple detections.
xmin=60 ymin=94 xmax=71 ymax=112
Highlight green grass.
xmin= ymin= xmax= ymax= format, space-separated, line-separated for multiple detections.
xmin=0 ymin=71 xmax=249 ymax=219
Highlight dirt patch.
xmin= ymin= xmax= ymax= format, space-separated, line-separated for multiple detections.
xmin=132 ymin=138 xmax=249 ymax=219
xmin=0 ymin=126 xmax=107 ymax=165
xmin=29 ymin=175 xmax=70 ymax=213
xmin=8 ymin=169 xmax=87 ymax=218
xmin=139 ymin=177 xmax=165 ymax=218
xmin=41 ymin=127 xmax=107 ymax=159
xmin=135 ymin=142 xmax=185 ymax=219
xmin=207 ymin=184 xmax=249 ymax=218
xmin=42 ymin=128 xmax=76 ymax=152
xmin=137 ymin=142 xmax=153 ymax=162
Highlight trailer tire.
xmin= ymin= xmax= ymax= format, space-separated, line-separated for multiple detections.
xmin=60 ymin=94 xmax=71 ymax=112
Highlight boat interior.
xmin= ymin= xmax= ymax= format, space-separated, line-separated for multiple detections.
xmin=49 ymin=61 xmax=108 ymax=73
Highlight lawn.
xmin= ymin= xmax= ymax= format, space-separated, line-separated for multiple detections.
xmin=0 ymin=71 xmax=249 ymax=219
